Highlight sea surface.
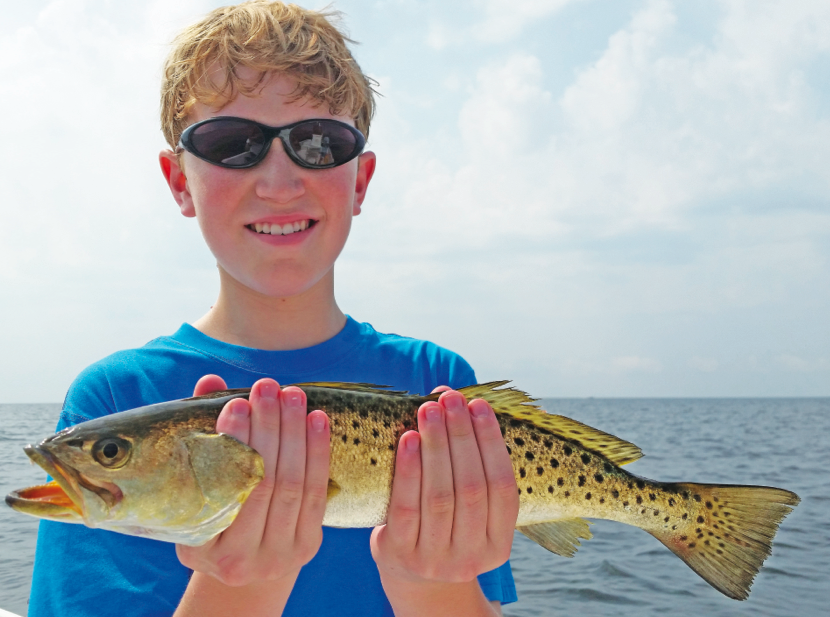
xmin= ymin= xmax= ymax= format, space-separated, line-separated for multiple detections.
xmin=1 ymin=399 xmax=827 ymax=616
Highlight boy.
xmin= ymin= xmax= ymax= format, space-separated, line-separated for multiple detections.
xmin=28 ymin=2 xmax=518 ymax=615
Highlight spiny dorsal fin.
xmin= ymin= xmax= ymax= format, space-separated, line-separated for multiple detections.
xmin=291 ymin=382 xmax=409 ymax=396
xmin=517 ymin=519 xmax=593 ymax=558
xmin=457 ymin=382 xmax=643 ymax=466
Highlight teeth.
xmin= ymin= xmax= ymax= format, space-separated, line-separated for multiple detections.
xmin=250 ymin=220 xmax=312 ymax=235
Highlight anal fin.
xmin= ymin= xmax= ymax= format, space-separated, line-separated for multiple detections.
xmin=517 ymin=518 xmax=593 ymax=558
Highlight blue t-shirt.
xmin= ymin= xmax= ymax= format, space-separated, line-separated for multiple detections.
xmin=28 ymin=318 xmax=517 ymax=616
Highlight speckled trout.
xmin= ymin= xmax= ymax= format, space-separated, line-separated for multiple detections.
xmin=7 ymin=381 xmax=799 ymax=600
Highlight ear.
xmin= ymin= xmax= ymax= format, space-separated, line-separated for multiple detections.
xmin=159 ymin=150 xmax=195 ymax=218
xmin=352 ymin=151 xmax=376 ymax=216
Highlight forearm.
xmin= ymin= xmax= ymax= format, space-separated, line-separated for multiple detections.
xmin=174 ymin=570 xmax=299 ymax=617
xmin=380 ymin=575 xmax=500 ymax=617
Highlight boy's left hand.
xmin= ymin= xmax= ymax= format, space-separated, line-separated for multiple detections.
xmin=370 ymin=388 xmax=518 ymax=611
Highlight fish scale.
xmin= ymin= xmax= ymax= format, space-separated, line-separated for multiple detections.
xmin=6 ymin=381 xmax=799 ymax=601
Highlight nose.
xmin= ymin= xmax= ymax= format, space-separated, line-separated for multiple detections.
xmin=252 ymin=139 xmax=306 ymax=203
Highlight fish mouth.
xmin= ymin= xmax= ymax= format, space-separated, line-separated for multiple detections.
xmin=5 ymin=444 xmax=123 ymax=522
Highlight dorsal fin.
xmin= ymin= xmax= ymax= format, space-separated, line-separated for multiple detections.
xmin=457 ymin=382 xmax=643 ymax=466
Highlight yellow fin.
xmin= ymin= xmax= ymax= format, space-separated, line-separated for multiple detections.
xmin=517 ymin=518 xmax=593 ymax=558
xmin=327 ymin=479 xmax=341 ymax=500
xmin=457 ymin=382 xmax=643 ymax=466
xmin=650 ymin=483 xmax=800 ymax=600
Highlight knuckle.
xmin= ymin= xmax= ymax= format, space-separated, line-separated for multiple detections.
xmin=458 ymin=481 xmax=487 ymax=508
xmin=427 ymin=490 xmax=455 ymax=515
xmin=391 ymin=502 xmax=421 ymax=524
xmin=277 ymin=476 xmax=306 ymax=503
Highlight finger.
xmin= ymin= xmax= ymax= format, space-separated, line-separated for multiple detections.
xmin=468 ymin=398 xmax=519 ymax=547
xmin=431 ymin=385 xmax=451 ymax=394
xmin=263 ymin=386 xmax=307 ymax=544
xmin=193 ymin=374 xmax=227 ymax=397
xmin=294 ymin=410 xmax=331 ymax=546
xmin=215 ymin=397 xmax=252 ymax=445
xmin=418 ymin=401 xmax=455 ymax=554
xmin=440 ymin=391 xmax=488 ymax=548
xmin=381 ymin=430 xmax=422 ymax=553
xmin=222 ymin=379 xmax=282 ymax=550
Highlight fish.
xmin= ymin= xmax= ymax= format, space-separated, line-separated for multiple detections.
xmin=6 ymin=381 xmax=799 ymax=600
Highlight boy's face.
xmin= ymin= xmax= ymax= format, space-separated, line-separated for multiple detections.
xmin=160 ymin=71 xmax=375 ymax=301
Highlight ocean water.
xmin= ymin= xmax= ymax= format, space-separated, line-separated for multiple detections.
xmin=1 ymin=399 xmax=827 ymax=616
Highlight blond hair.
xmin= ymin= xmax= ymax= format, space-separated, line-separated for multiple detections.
xmin=160 ymin=1 xmax=376 ymax=148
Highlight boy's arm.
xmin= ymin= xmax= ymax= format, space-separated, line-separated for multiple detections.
xmin=173 ymin=376 xmax=331 ymax=617
xmin=371 ymin=389 xmax=519 ymax=617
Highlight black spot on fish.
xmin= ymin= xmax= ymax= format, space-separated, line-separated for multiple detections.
xmin=717 ymin=549 xmax=723 ymax=554
xmin=506 ymin=446 xmax=512 ymax=455
xmin=683 ymin=490 xmax=690 ymax=499
xmin=359 ymin=409 xmax=369 ymax=418
xmin=706 ymin=501 xmax=713 ymax=509
xmin=514 ymin=437 xmax=525 ymax=446
xmin=680 ymin=535 xmax=687 ymax=541
xmin=578 ymin=475 xmax=586 ymax=487
xmin=693 ymin=494 xmax=701 ymax=502
xmin=697 ymin=516 xmax=705 ymax=524
xmin=612 ymin=489 xmax=620 ymax=498
xmin=557 ymin=478 xmax=564 ymax=487
xmin=341 ymin=435 xmax=348 ymax=443
xmin=499 ymin=425 xmax=506 ymax=436
xmin=544 ymin=440 xmax=553 ymax=448
xmin=713 ymin=524 xmax=719 ymax=529
xmin=520 ymin=468 xmax=526 ymax=478
xmin=518 ymin=488 xmax=521 ymax=495
xmin=585 ymin=493 xmax=592 ymax=500
xmin=719 ymin=542 xmax=725 ymax=548
xmin=388 ymin=444 xmax=395 ymax=450
xmin=636 ymin=496 xmax=643 ymax=504
xmin=563 ymin=445 xmax=573 ymax=456
xmin=383 ymin=421 xmax=391 ymax=428
xmin=682 ymin=513 xmax=688 ymax=520
xmin=600 ymin=497 xmax=605 ymax=504
xmin=536 ymin=467 xmax=544 ymax=476
xmin=572 ymin=430 xmax=582 ymax=435
xmin=595 ymin=473 xmax=604 ymax=483
xmin=696 ymin=528 xmax=702 ymax=533
xmin=527 ymin=487 xmax=533 ymax=494
xmin=550 ymin=458 xmax=559 ymax=468
xmin=636 ymin=480 xmax=646 ymax=489
xmin=581 ymin=453 xmax=591 ymax=465
xmin=641 ymin=509 xmax=646 ymax=514
xmin=623 ymin=501 xmax=629 ymax=507
xmin=713 ymin=496 xmax=719 ymax=502
xmin=649 ymin=493 xmax=656 ymax=501
xmin=509 ymin=419 xmax=521 ymax=427
xmin=672 ymin=525 xmax=677 ymax=530
xmin=653 ymin=510 xmax=659 ymax=516
xmin=668 ymin=498 xmax=675 ymax=507
xmin=704 ymin=540 xmax=710 ymax=546
xmin=664 ymin=516 xmax=670 ymax=523
xmin=688 ymin=542 xmax=696 ymax=548
xmin=708 ymin=531 xmax=714 ymax=536
xmin=723 ymin=511 xmax=731 ymax=517
xmin=372 ymin=429 xmax=380 ymax=438
xmin=525 ymin=451 xmax=535 ymax=461
xmin=531 ymin=434 xmax=540 ymax=443
xmin=370 ymin=458 xmax=377 ymax=466
xmin=604 ymin=462 xmax=613 ymax=473
xmin=548 ymin=485 xmax=554 ymax=493
xmin=352 ymin=420 xmax=360 ymax=429
xmin=564 ymin=491 xmax=570 ymax=497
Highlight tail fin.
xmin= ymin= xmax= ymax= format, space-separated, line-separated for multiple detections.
xmin=649 ymin=483 xmax=799 ymax=600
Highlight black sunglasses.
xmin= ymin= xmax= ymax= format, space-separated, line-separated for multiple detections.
xmin=178 ymin=116 xmax=366 ymax=169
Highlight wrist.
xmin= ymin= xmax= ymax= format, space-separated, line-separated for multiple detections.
xmin=379 ymin=572 xmax=493 ymax=617
xmin=175 ymin=568 xmax=301 ymax=617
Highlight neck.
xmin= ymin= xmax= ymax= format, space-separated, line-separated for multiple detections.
xmin=192 ymin=268 xmax=346 ymax=351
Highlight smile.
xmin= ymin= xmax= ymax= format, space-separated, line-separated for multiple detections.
xmin=246 ymin=219 xmax=316 ymax=236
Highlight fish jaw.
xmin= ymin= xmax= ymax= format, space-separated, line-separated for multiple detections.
xmin=5 ymin=480 xmax=83 ymax=523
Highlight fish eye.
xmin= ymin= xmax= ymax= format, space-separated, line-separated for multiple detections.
xmin=92 ymin=437 xmax=132 ymax=468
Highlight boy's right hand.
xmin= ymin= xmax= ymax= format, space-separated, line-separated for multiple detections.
xmin=175 ymin=376 xmax=331 ymax=588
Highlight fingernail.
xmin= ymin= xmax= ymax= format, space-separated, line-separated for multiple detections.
xmin=406 ymin=434 xmax=420 ymax=452
xmin=425 ymin=404 xmax=442 ymax=423
xmin=311 ymin=413 xmax=326 ymax=432
xmin=283 ymin=390 xmax=303 ymax=408
xmin=259 ymin=381 xmax=278 ymax=400
xmin=443 ymin=393 xmax=464 ymax=412
xmin=230 ymin=399 xmax=249 ymax=417
xmin=470 ymin=400 xmax=491 ymax=418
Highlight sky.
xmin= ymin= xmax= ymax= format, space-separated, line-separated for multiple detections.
xmin=0 ymin=0 xmax=828 ymax=402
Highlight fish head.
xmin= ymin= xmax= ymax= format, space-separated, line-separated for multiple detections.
xmin=7 ymin=406 xmax=264 ymax=546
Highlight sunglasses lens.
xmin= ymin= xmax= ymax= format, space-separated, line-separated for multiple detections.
xmin=287 ymin=121 xmax=360 ymax=167
xmin=189 ymin=119 xmax=267 ymax=167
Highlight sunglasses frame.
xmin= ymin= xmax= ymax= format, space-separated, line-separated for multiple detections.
xmin=178 ymin=116 xmax=366 ymax=170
